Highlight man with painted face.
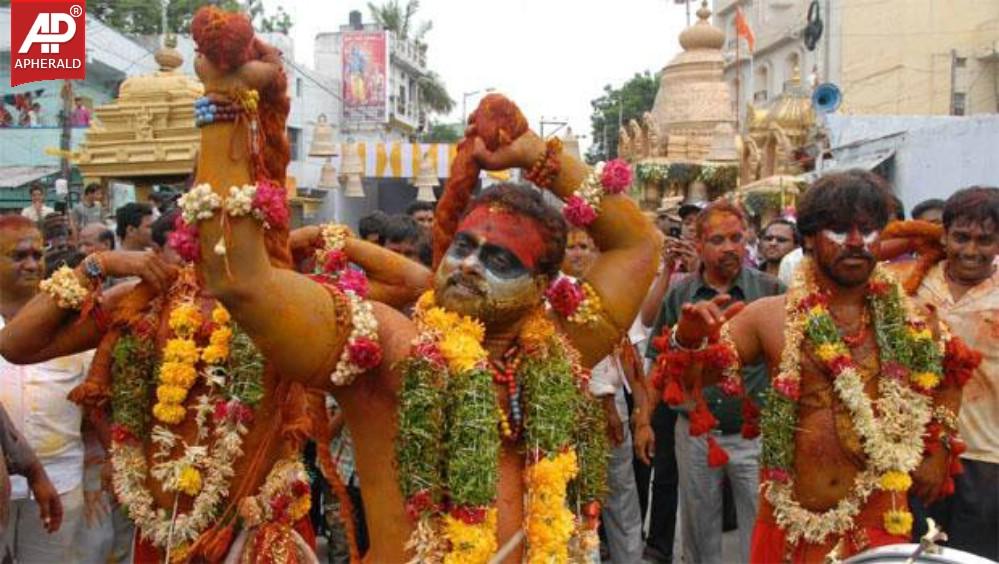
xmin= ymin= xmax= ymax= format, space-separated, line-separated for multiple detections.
xmin=0 ymin=64 xmax=658 ymax=564
xmin=656 ymin=170 xmax=975 ymax=562
xmin=646 ymin=200 xmax=784 ymax=564
xmin=911 ymin=186 xmax=999 ymax=560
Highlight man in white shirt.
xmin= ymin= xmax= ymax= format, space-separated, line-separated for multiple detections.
xmin=0 ymin=215 xmax=90 ymax=561
xmin=20 ymin=183 xmax=55 ymax=224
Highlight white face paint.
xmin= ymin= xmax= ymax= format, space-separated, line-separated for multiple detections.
xmin=821 ymin=229 xmax=879 ymax=249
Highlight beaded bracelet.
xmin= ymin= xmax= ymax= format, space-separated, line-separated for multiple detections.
xmin=524 ymin=137 xmax=563 ymax=188
xmin=193 ymin=90 xmax=259 ymax=127
xmin=39 ymin=265 xmax=89 ymax=310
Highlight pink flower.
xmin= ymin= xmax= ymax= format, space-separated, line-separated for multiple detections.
xmin=829 ymin=355 xmax=853 ymax=375
xmin=414 ymin=341 xmax=446 ymax=368
xmin=762 ymin=467 xmax=790 ymax=483
xmin=546 ymin=277 xmax=584 ymax=317
xmin=773 ymin=376 xmax=800 ymax=400
xmin=230 ymin=401 xmax=254 ymax=424
xmin=337 ymin=268 xmax=369 ymax=298
xmin=212 ymin=401 xmax=229 ymax=423
xmin=348 ymin=337 xmax=383 ymax=369
xmin=883 ymin=361 xmax=910 ymax=382
xmin=167 ymin=216 xmax=200 ymax=262
xmin=110 ymin=424 xmax=136 ymax=444
xmin=719 ymin=374 xmax=744 ymax=396
xmin=323 ymin=250 xmax=348 ymax=274
xmin=252 ymin=181 xmax=290 ymax=230
xmin=291 ymin=480 xmax=310 ymax=497
xmin=563 ymin=195 xmax=598 ymax=227
xmin=600 ymin=159 xmax=633 ymax=194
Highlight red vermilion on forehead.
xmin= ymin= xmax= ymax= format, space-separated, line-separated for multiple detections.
xmin=457 ymin=205 xmax=546 ymax=270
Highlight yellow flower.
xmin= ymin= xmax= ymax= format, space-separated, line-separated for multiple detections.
xmin=879 ymin=471 xmax=913 ymax=492
xmin=520 ymin=313 xmax=555 ymax=351
xmin=159 ymin=362 xmax=197 ymax=388
xmin=443 ymin=509 xmax=497 ymax=564
xmin=201 ymin=344 xmax=230 ymax=365
xmin=168 ymin=543 xmax=190 ymax=564
xmin=163 ymin=338 xmax=199 ymax=364
xmin=209 ymin=326 xmax=233 ymax=347
xmin=907 ymin=326 xmax=932 ymax=341
xmin=422 ymin=307 xmax=459 ymax=333
xmin=440 ymin=332 xmax=487 ymax=373
xmin=456 ymin=316 xmax=486 ymax=342
xmin=883 ymin=509 xmax=913 ymax=536
xmin=156 ymin=385 xmax=189 ymax=404
xmin=168 ymin=303 xmax=202 ymax=337
xmin=912 ymin=371 xmax=941 ymax=391
xmin=816 ymin=343 xmax=846 ymax=362
xmin=809 ymin=305 xmax=827 ymax=318
xmin=211 ymin=304 xmax=231 ymax=325
xmin=177 ymin=466 xmax=202 ymax=496
xmin=415 ymin=290 xmax=436 ymax=314
xmin=288 ymin=495 xmax=311 ymax=522
xmin=524 ymin=451 xmax=577 ymax=563
xmin=153 ymin=402 xmax=187 ymax=424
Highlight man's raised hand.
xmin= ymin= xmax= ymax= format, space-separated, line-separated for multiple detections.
xmin=675 ymin=294 xmax=746 ymax=346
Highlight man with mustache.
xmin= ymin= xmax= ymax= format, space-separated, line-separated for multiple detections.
xmin=646 ymin=200 xmax=784 ymax=564
xmin=911 ymin=186 xmax=999 ymax=560
xmin=659 ymin=171 xmax=974 ymax=562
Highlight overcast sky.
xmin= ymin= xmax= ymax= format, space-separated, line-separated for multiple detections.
xmin=282 ymin=0 xmax=693 ymax=153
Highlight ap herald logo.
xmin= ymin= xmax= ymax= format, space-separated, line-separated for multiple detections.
xmin=10 ymin=0 xmax=86 ymax=86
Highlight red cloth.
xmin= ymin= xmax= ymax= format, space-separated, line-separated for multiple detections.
xmin=132 ymin=517 xmax=316 ymax=563
xmin=750 ymin=490 xmax=909 ymax=563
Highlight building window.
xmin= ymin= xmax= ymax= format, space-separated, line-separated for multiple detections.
xmin=951 ymin=92 xmax=966 ymax=116
xmin=753 ymin=64 xmax=769 ymax=102
xmin=398 ymin=85 xmax=407 ymax=115
xmin=296 ymin=78 xmax=303 ymax=98
xmin=287 ymin=127 xmax=301 ymax=160
xmin=955 ymin=57 xmax=967 ymax=68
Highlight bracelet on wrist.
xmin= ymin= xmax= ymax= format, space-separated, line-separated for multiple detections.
xmin=669 ymin=325 xmax=708 ymax=352
xmin=562 ymin=159 xmax=633 ymax=228
xmin=40 ymin=265 xmax=90 ymax=310
xmin=524 ymin=137 xmax=562 ymax=188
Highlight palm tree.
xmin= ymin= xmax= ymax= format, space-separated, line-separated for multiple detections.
xmin=367 ymin=0 xmax=454 ymax=115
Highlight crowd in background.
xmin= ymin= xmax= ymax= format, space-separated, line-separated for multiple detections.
xmin=0 ymin=176 xmax=996 ymax=563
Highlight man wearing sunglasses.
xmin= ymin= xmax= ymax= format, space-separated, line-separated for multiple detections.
xmin=757 ymin=219 xmax=800 ymax=277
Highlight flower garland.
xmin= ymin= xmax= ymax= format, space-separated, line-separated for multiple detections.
xmin=395 ymin=292 xmax=607 ymax=563
xmin=237 ymin=458 xmax=312 ymax=528
xmin=312 ymin=224 xmax=383 ymax=385
xmin=39 ymin=265 xmax=89 ymax=309
xmin=563 ymin=159 xmax=632 ymax=228
xmin=109 ymin=281 xmax=266 ymax=554
xmin=760 ymin=258 xmax=940 ymax=547
xmin=173 ymin=180 xmax=290 ymax=258
xmin=545 ymin=277 xmax=604 ymax=325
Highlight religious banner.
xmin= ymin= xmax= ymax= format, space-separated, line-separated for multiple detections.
xmin=341 ymin=31 xmax=389 ymax=123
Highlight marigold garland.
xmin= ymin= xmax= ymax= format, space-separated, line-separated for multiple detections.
xmin=396 ymin=292 xmax=608 ymax=563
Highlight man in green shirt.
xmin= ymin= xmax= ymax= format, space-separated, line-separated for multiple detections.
xmin=646 ymin=200 xmax=784 ymax=564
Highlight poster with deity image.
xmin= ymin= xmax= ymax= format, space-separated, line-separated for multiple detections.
xmin=341 ymin=31 xmax=389 ymax=123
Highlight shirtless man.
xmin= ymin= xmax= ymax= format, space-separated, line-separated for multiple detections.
xmin=656 ymin=170 xmax=970 ymax=562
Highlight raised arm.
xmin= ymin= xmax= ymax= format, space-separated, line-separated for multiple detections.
xmin=290 ymin=225 xmax=432 ymax=309
xmin=0 ymin=251 xmax=171 ymax=364
xmin=473 ymin=132 xmax=661 ymax=366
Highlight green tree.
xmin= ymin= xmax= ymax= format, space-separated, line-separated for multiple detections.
xmin=423 ymin=120 xmax=462 ymax=143
xmin=586 ymin=71 xmax=659 ymax=164
xmin=367 ymin=0 xmax=454 ymax=115
xmin=86 ymin=0 xmax=292 ymax=36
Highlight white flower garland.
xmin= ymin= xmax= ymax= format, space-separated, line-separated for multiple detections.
xmin=178 ymin=183 xmax=222 ymax=224
xmin=39 ymin=265 xmax=89 ymax=310
xmin=766 ymin=259 xmax=934 ymax=545
xmin=224 ymin=184 xmax=256 ymax=217
xmin=111 ymin=414 xmax=248 ymax=548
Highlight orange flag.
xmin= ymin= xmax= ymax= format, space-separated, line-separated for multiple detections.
xmin=735 ymin=7 xmax=755 ymax=53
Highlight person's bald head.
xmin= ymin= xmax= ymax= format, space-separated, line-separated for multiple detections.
xmin=78 ymin=223 xmax=114 ymax=255
xmin=0 ymin=216 xmax=44 ymax=303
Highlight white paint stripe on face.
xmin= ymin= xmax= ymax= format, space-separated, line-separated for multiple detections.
xmin=821 ymin=229 xmax=880 ymax=250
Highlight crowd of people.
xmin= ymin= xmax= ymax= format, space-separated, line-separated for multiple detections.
xmin=1 ymin=170 xmax=995 ymax=563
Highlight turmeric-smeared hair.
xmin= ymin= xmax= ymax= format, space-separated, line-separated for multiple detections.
xmin=432 ymin=94 xmax=529 ymax=268
xmin=191 ymin=6 xmax=292 ymax=268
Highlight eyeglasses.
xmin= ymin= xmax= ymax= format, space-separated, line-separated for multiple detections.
xmin=762 ymin=235 xmax=792 ymax=243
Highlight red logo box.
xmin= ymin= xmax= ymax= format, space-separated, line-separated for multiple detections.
xmin=10 ymin=0 xmax=86 ymax=86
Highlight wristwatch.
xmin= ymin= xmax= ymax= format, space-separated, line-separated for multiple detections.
xmin=81 ymin=253 xmax=105 ymax=285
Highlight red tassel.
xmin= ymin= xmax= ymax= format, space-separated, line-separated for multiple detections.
xmin=949 ymin=457 xmax=964 ymax=476
xmin=950 ymin=437 xmax=967 ymax=456
xmin=688 ymin=402 xmax=718 ymax=436
xmin=939 ymin=477 xmax=955 ymax=497
xmin=663 ymin=378 xmax=685 ymax=406
xmin=707 ymin=436 xmax=729 ymax=468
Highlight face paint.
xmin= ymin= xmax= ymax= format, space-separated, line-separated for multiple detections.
xmin=821 ymin=229 xmax=879 ymax=249
xmin=456 ymin=205 xmax=546 ymax=271
xmin=434 ymin=231 xmax=544 ymax=323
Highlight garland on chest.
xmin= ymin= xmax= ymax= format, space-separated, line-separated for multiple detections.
xmin=395 ymin=291 xmax=609 ymax=563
